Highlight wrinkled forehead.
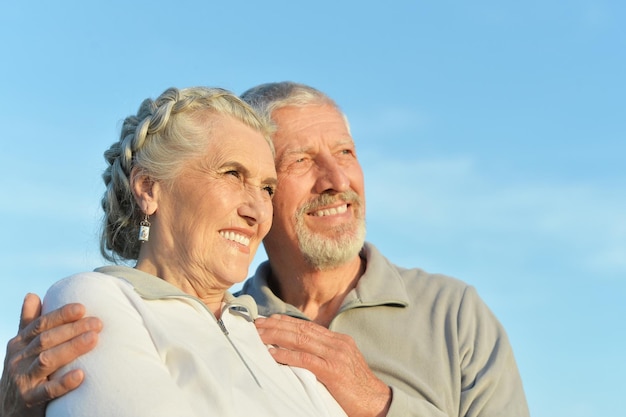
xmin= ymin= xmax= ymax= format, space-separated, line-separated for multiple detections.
xmin=270 ymin=104 xmax=352 ymax=149
xmin=202 ymin=115 xmax=276 ymax=171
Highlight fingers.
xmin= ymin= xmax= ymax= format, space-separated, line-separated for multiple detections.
xmin=255 ymin=314 xmax=391 ymax=417
xmin=30 ymin=327 xmax=100 ymax=381
xmin=22 ymin=302 xmax=88 ymax=343
xmin=8 ymin=298 xmax=102 ymax=387
xmin=23 ymin=369 xmax=85 ymax=406
xmin=255 ymin=315 xmax=341 ymax=357
xmin=255 ymin=314 xmax=347 ymax=370
xmin=16 ymin=301 xmax=97 ymax=358
xmin=7 ymin=297 xmax=87 ymax=366
xmin=18 ymin=293 xmax=42 ymax=331
xmin=0 ymin=296 xmax=102 ymax=417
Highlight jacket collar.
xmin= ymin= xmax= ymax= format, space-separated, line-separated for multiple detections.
xmin=95 ymin=265 xmax=259 ymax=320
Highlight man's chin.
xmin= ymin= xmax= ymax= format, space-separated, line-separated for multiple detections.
xmin=299 ymin=235 xmax=364 ymax=270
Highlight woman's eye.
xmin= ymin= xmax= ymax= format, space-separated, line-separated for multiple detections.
xmin=226 ymin=170 xmax=241 ymax=178
xmin=263 ymin=185 xmax=275 ymax=197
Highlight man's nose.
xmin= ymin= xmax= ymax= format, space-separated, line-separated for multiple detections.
xmin=314 ymin=156 xmax=350 ymax=194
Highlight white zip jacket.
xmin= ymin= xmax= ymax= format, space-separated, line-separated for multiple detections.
xmin=43 ymin=265 xmax=346 ymax=417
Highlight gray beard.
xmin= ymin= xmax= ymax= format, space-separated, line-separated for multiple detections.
xmin=294 ymin=192 xmax=366 ymax=270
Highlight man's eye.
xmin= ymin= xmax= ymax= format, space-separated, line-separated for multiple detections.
xmin=226 ymin=170 xmax=241 ymax=178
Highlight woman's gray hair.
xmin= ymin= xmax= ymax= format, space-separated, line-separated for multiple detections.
xmin=240 ymin=81 xmax=350 ymax=133
xmin=100 ymin=86 xmax=273 ymax=262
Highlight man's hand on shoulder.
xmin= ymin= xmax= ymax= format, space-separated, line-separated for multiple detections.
xmin=0 ymin=293 xmax=102 ymax=417
xmin=256 ymin=314 xmax=391 ymax=417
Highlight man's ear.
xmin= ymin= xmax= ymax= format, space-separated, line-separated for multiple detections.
xmin=130 ymin=167 xmax=159 ymax=215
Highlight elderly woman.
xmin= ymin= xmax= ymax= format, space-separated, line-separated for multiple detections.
xmin=39 ymin=87 xmax=346 ymax=417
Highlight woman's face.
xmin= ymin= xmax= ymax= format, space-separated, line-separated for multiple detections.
xmin=153 ymin=114 xmax=276 ymax=290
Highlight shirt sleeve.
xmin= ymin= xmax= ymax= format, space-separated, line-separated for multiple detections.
xmin=43 ymin=272 xmax=200 ymax=417
xmin=383 ymin=285 xmax=529 ymax=417
xmin=385 ymin=386 xmax=449 ymax=417
xmin=456 ymin=286 xmax=530 ymax=417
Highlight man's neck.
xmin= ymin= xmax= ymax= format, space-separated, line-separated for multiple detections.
xmin=268 ymin=254 xmax=365 ymax=327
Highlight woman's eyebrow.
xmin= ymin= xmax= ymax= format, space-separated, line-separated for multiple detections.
xmin=224 ymin=160 xmax=277 ymax=186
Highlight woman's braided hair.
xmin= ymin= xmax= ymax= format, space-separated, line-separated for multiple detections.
xmin=100 ymin=86 xmax=273 ymax=262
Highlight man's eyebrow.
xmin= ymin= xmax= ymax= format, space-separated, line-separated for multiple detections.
xmin=274 ymin=147 xmax=311 ymax=166
xmin=333 ymin=138 xmax=355 ymax=148
xmin=282 ymin=145 xmax=313 ymax=155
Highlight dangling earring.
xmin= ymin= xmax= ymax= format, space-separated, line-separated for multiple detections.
xmin=138 ymin=213 xmax=151 ymax=242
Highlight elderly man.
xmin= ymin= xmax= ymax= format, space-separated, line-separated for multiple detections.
xmin=1 ymin=82 xmax=529 ymax=417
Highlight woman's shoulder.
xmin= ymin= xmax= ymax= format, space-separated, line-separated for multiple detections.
xmin=46 ymin=269 xmax=133 ymax=295
xmin=42 ymin=269 xmax=136 ymax=314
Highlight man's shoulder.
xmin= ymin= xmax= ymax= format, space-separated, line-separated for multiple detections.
xmin=364 ymin=242 xmax=468 ymax=289
xmin=397 ymin=264 xmax=469 ymax=290
xmin=369 ymin=248 xmax=493 ymax=325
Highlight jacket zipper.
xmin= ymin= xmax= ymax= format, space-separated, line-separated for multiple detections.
xmin=170 ymin=295 xmax=262 ymax=388
xmin=216 ymin=318 xmax=229 ymax=335
xmin=215 ymin=316 xmax=262 ymax=388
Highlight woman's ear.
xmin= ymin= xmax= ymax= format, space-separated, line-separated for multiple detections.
xmin=130 ymin=167 xmax=159 ymax=215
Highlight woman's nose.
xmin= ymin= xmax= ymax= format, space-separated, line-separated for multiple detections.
xmin=238 ymin=187 xmax=273 ymax=225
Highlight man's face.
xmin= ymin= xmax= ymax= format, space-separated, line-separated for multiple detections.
xmin=264 ymin=104 xmax=366 ymax=269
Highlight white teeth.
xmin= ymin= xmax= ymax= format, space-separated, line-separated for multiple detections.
xmin=219 ymin=231 xmax=250 ymax=247
xmin=312 ymin=204 xmax=348 ymax=217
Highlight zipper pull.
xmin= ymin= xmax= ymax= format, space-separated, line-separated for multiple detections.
xmin=217 ymin=318 xmax=229 ymax=335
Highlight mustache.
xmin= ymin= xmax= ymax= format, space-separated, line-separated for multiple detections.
xmin=297 ymin=190 xmax=363 ymax=215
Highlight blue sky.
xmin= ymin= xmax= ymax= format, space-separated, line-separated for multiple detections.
xmin=1 ymin=1 xmax=624 ymax=416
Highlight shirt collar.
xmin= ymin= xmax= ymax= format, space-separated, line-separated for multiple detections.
xmin=242 ymin=242 xmax=409 ymax=319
